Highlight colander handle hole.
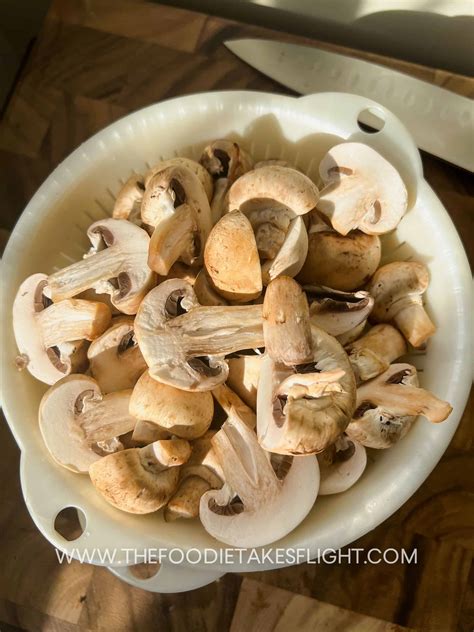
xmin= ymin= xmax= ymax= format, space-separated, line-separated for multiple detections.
xmin=54 ymin=506 xmax=86 ymax=541
xmin=357 ymin=107 xmax=386 ymax=134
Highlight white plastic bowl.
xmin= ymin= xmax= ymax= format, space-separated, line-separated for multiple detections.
xmin=1 ymin=91 xmax=472 ymax=593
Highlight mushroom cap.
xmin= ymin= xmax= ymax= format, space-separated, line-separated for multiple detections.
xmin=144 ymin=157 xmax=214 ymax=201
xmin=317 ymin=143 xmax=408 ymax=235
xmin=257 ymin=325 xmax=357 ymax=455
xmin=87 ymin=318 xmax=147 ymax=393
xmin=227 ymin=166 xmax=319 ymax=216
xmin=200 ymin=140 xmax=253 ymax=182
xmin=89 ymin=441 xmax=185 ymax=513
xmin=317 ymin=435 xmax=367 ymax=495
xmin=305 ymin=286 xmax=374 ymax=337
xmin=261 ymin=216 xmax=308 ymax=285
xmin=204 ymin=210 xmax=262 ymax=302
xmin=13 ymin=274 xmax=111 ymax=385
xmin=297 ymin=230 xmax=381 ymax=291
xmin=368 ymin=261 xmax=430 ymax=322
xmin=47 ymin=219 xmax=155 ymax=315
xmin=129 ymin=370 xmax=214 ymax=439
xmin=227 ymin=354 xmax=263 ymax=411
xmin=199 ymin=411 xmax=319 ymax=547
xmin=39 ymin=374 xmax=136 ymax=473
xmin=193 ymin=269 xmax=228 ymax=306
xmin=346 ymin=363 xmax=452 ymax=448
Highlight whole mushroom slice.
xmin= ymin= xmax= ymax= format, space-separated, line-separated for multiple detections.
xmin=227 ymin=353 xmax=263 ymax=410
xmin=346 ymin=324 xmax=407 ymax=382
xmin=39 ymin=374 xmax=137 ymax=473
xmin=200 ymin=140 xmax=253 ymax=183
xmin=346 ymin=363 xmax=452 ymax=449
xmin=304 ymin=286 xmax=374 ymax=337
xmin=89 ymin=438 xmax=191 ymax=514
xmin=13 ymin=273 xmax=111 ymax=384
xmin=212 ymin=383 xmax=256 ymax=428
xmin=227 ymin=166 xmax=319 ymax=217
xmin=297 ymin=213 xmax=381 ymax=290
xmin=129 ymin=370 xmax=214 ymax=439
xmin=204 ymin=210 xmax=262 ymax=303
xmin=317 ymin=434 xmax=367 ymax=495
xmin=143 ymin=165 xmax=212 ymax=275
xmin=193 ymin=269 xmax=228 ymax=306
xmin=199 ymin=411 xmax=319 ymax=547
xmin=164 ymin=431 xmax=224 ymax=521
xmin=135 ymin=280 xmax=264 ymax=391
xmin=112 ymin=173 xmax=145 ymax=222
xmin=47 ymin=219 xmax=155 ymax=315
xmin=317 ymin=143 xmax=408 ymax=235
xmin=144 ymin=157 xmax=213 ymax=201
xmin=258 ymin=277 xmax=356 ymax=455
xmin=368 ymin=261 xmax=436 ymax=348
xmin=88 ymin=318 xmax=147 ymax=393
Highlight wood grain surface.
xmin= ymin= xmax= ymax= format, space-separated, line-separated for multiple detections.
xmin=0 ymin=1 xmax=472 ymax=631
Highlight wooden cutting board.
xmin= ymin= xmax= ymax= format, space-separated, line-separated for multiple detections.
xmin=0 ymin=1 xmax=472 ymax=631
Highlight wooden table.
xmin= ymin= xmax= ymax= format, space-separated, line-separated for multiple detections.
xmin=0 ymin=2 xmax=472 ymax=631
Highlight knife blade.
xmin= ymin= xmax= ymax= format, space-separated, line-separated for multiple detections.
xmin=225 ymin=39 xmax=473 ymax=172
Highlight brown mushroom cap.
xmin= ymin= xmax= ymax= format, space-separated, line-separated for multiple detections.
xmin=204 ymin=210 xmax=262 ymax=303
xmin=89 ymin=439 xmax=190 ymax=513
xmin=227 ymin=165 xmax=319 ymax=216
xmin=129 ymin=370 xmax=214 ymax=439
xmin=317 ymin=143 xmax=408 ymax=235
xmin=368 ymin=261 xmax=436 ymax=347
xmin=297 ymin=228 xmax=381 ymax=291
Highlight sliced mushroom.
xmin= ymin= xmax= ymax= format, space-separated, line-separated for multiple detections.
xmin=227 ymin=354 xmax=263 ymax=410
xmin=89 ymin=438 xmax=191 ymax=514
xmin=204 ymin=210 xmax=262 ymax=302
xmin=317 ymin=143 xmax=408 ymax=235
xmin=144 ymin=157 xmax=213 ymax=201
xmin=346 ymin=324 xmax=407 ymax=382
xmin=143 ymin=165 xmax=212 ymax=275
xmin=258 ymin=277 xmax=356 ymax=455
xmin=193 ymin=269 xmax=228 ymax=306
xmin=13 ymin=274 xmax=111 ymax=384
xmin=212 ymin=383 xmax=256 ymax=428
xmin=39 ymin=374 xmax=136 ymax=472
xmin=368 ymin=261 xmax=436 ymax=347
xmin=164 ymin=431 xmax=223 ymax=521
xmin=336 ymin=321 xmax=367 ymax=347
xmin=297 ymin=213 xmax=381 ymax=290
xmin=131 ymin=419 xmax=171 ymax=445
xmin=305 ymin=286 xmax=374 ymax=337
xmin=112 ymin=174 xmax=145 ymax=222
xmin=210 ymin=177 xmax=229 ymax=225
xmin=200 ymin=140 xmax=253 ymax=182
xmin=47 ymin=219 xmax=155 ymax=315
xmin=134 ymin=280 xmax=264 ymax=391
xmin=260 ymin=216 xmax=308 ymax=285
xmin=87 ymin=318 xmax=147 ymax=393
xmin=227 ymin=166 xmax=319 ymax=217
xmin=317 ymin=434 xmax=367 ymax=495
xmin=129 ymin=370 xmax=214 ymax=439
xmin=199 ymin=410 xmax=319 ymax=547
xmin=346 ymin=364 xmax=452 ymax=448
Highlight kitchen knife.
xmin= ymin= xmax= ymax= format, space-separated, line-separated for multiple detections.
xmin=225 ymin=39 xmax=473 ymax=172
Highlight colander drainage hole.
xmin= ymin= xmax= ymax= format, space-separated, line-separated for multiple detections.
xmin=357 ymin=107 xmax=385 ymax=133
xmin=129 ymin=562 xmax=161 ymax=580
xmin=54 ymin=507 xmax=86 ymax=541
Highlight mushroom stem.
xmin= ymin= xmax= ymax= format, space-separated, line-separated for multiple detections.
xmin=164 ymin=476 xmax=211 ymax=521
xmin=148 ymin=203 xmax=198 ymax=275
xmin=78 ymin=389 xmax=137 ymax=442
xmin=140 ymin=439 xmax=191 ymax=472
xmin=38 ymin=299 xmax=111 ymax=347
xmin=347 ymin=324 xmax=407 ymax=382
xmin=262 ymin=276 xmax=312 ymax=365
xmin=211 ymin=383 xmax=256 ymax=428
xmin=393 ymin=303 xmax=436 ymax=348
xmin=210 ymin=178 xmax=229 ymax=224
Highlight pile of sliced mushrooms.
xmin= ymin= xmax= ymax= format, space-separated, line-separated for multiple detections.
xmin=13 ymin=139 xmax=453 ymax=548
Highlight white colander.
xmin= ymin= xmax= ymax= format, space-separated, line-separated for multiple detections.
xmin=1 ymin=92 xmax=471 ymax=593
